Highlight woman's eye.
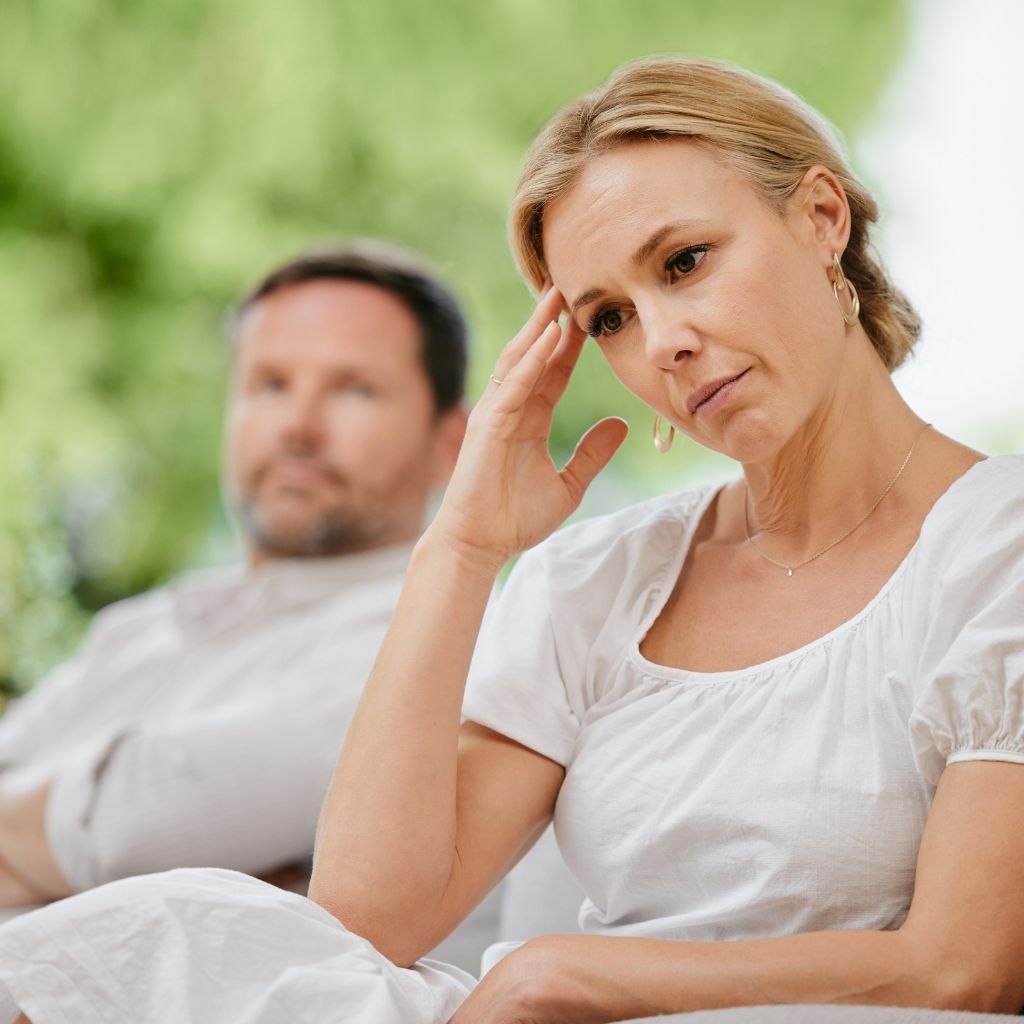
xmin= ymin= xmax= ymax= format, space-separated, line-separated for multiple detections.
xmin=667 ymin=246 xmax=709 ymax=276
xmin=588 ymin=308 xmax=625 ymax=338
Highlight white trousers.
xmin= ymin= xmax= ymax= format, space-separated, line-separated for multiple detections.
xmin=0 ymin=868 xmax=476 ymax=1024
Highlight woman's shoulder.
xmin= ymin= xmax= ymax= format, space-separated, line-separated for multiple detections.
xmin=918 ymin=453 xmax=1024 ymax=552
xmin=527 ymin=483 xmax=716 ymax=579
xmin=900 ymin=453 xmax=1024 ymax=624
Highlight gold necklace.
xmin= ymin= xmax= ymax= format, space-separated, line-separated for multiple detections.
xmin=743 ymin=422 xmax=932 ymax=578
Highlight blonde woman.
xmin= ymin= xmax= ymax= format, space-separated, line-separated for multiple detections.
xmin=2 ymin=58 xmax=1023 ymax=1024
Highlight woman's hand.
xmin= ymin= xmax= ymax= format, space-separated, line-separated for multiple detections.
xmin=430 ymin=285 xmax=629 ymax=568
xmin=449 ymin=938 xmax=570 ymax=1024
xmin=450 ymin=935 xmax=662 ymax=1024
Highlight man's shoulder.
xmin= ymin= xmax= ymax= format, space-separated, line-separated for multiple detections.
xmin=87 ymin=566 xmax=242 ymax=637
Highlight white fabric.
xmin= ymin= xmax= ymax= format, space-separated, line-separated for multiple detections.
xmin=0 ymin=545 xmax=413 ymax=890
xmin=477 ymin=824 xmax=588 ymax=976
xmin=464 ymin=454 xmax=1024 ymax=942
xmin=0 ymin=869 xmax=475 ymax=1024
xmin=1 ymin=456 xmax=1021 ymax=1022
xmin=496 ymin=824 xmax=586 ymax=940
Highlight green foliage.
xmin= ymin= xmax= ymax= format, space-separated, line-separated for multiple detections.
xmin=0 ymin=0 xmax=909 ymax=696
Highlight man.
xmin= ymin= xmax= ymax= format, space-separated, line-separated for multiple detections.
xmin=0 ymin=241 xmax=468 ymax=911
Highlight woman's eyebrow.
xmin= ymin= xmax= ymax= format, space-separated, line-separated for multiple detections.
xmin=570 ymin=287 xmax=606 ymax=318
xmin=631 ymin=219 xmax=713 ymax=266
xmin=569 ymin=218 xmax=716 ymax=316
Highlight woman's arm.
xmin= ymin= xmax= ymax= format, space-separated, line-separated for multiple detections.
xmin=455 ymin=760 xmax=1024 ymax=1022
xmin=308 ymin=288 xmax=628 ymax=965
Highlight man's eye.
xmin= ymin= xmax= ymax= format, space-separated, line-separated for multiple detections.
xmin=667 ymin=246 xmax=709 ymax=276
xmin=588 ymin=308 xmax=624 ymax=338
xmin=333 ymin=381 xmax=374 ymax=398
xmin=257 ymin=375 xmax=286 ymax=392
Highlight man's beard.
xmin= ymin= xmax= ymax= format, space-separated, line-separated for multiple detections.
xmin=234 ymin=455 xmax=389 ymax=558
xmin=236 ymin=495 xmax=389 ymax=558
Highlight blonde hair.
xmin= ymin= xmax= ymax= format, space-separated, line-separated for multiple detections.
xmin=509 ymin=57 xmax=920 ymax=370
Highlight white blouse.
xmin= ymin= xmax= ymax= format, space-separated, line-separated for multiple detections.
xmin=463 ymin=455 xmax=1024 ymax=942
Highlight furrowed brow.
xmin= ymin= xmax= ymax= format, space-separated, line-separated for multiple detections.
xmin=569 ymin=287 xmax=607 ymax=318
xmin=570 ymin=218 xmax=714 ymax=318
xmin=631 ymin=220 xmax=713 ymax=267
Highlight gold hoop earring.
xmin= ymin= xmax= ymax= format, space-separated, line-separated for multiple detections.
xmin=832 ymin=252 xmax=860 ymax=327
xmin=653 ymin=414 xmax=675 ymax=454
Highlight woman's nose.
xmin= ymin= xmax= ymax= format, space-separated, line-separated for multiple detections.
xmin=641 ymin=305 xmax=702 ymax=370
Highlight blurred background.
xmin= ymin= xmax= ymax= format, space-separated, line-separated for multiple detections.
xmin=1 ymin=0 xmax=1020 ymax=703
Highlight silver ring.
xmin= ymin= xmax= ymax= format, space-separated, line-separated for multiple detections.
xmin=489 ymin=374 xmax=504 ymax=386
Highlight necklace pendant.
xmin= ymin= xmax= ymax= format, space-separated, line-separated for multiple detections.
xmin=785 ymin=568 xmax=794 ymax=577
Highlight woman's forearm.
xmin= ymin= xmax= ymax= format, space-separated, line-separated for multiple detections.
xmin=502 ymin=928 xmax=1002 ymax=1022
xmin=613 ymin=930 xmax=932 ymax=1014
xmin=307 ymin=529 xmax=501 ymax=945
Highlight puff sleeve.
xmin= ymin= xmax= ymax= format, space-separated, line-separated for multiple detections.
xmin=908 ymin=463 xmax=1024 ymax=785
xmin=462 ymin=488 xmax=715 ymax=767
xmin=462 ymin=545 xmax=580 ymax=766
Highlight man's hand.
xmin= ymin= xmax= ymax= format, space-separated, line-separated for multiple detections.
xmin=0 ymin=771 xmax=72 ymax=903
xmin=0 ymin=853 xmax=43 ymax=908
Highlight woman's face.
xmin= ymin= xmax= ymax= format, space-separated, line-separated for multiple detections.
xmin=542 ymin=139 xmax=849 ymax=464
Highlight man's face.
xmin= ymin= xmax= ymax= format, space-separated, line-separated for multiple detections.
xmin=225 ymin=278 xmax=458 ymax=562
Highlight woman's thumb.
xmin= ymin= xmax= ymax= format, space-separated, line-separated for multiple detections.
xmin=560 ymin=417 xmax=630 ymax=505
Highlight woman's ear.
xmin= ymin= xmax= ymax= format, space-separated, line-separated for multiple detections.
xmin=789 ymin=165 xmax=852 ymax=265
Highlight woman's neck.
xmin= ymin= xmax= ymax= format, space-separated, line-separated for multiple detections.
xmin=741 ymin=352 xmax=927 ymax=560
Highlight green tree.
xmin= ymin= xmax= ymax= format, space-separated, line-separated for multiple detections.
xmin=0 ymin=0 xmax=909 ymax=702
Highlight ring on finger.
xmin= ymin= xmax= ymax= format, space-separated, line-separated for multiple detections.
xmin=489 ymin=374 xmax=505 ymax=386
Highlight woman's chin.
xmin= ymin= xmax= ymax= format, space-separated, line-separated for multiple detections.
xmin=692 ymin=412 xmax=785 ymax=466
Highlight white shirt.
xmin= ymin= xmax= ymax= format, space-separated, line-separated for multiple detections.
xmin=0 ymin=544 xmax=413 ymax=892
xmin=463 ymin=455 xmax=1024 ymax=942
xmin=3 ymin=463 xmax=1021 ymax=1021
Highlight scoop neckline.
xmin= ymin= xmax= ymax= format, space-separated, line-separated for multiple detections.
xmin=628 ymin=454 xmax=997 ymax=684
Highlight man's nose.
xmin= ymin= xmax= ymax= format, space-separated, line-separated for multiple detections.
xmin=280 ymin=387 xmax=326 ymax=448
xmin=641 ymin=304 xmax=703 ymax=370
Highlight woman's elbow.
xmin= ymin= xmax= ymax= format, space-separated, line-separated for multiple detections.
xmin=307 ymin=882 xmax=439 ymax=969
xmin=918 ymin=957 xmax=1024 ymax=1015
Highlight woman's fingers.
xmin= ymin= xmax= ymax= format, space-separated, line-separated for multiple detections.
xmin=490 ymin=285 xmax=565 ymax=383
xmin=488 ymin=318 xmax=562 ymax=408
xmin=560 ymin=417 xmax=630 ymax=506
xmin=534 ymin=315 xmax=588 ymax=408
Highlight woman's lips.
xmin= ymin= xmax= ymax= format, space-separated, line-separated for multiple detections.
xmin=688 ymin=370 xmax=749 ymax=419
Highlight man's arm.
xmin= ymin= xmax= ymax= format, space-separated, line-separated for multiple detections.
xmin=0 ymin=851 xmax=48 ymax=907
xmin=453 ymin=760 xmax=1024 ymax=1022
xmin=29 ymin=687 xmax=361 ymax=894
xmin=0 ymin=773 xmax=71 ymax=904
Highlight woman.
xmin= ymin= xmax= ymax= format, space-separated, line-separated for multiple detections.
xmin=2 ymin=57 xmax=1022 ymax=1024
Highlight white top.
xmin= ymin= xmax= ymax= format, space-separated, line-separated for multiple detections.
xmin=0 ymin=545 xmax=413 ymax=892
xmin=464 ymin=455 xmax=1024 ymax=942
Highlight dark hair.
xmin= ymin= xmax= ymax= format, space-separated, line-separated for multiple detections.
xmin=231 ymin=240 xmax=469 ymax=412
